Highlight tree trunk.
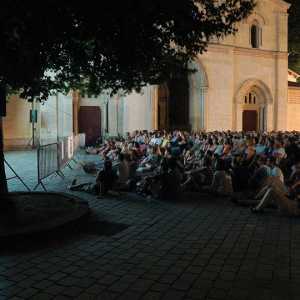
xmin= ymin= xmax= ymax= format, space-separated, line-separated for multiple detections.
xmin=0 ymin=116 xmax=10 ymax=202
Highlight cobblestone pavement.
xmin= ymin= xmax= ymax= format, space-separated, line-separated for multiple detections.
xmin=1 ymin=150 xmax=300 ymax=300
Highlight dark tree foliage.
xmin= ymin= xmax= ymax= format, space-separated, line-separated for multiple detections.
xmin=1 ymin=0 xmax=254 ymax=100
xmin=288 ymin=0 xmax=300 ymax=75
xmin=0 ymin=0 xmax=254 ymax=201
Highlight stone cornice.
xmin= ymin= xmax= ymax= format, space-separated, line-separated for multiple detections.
xmin=206 ymin=47 xmax=230 ymax=54
xmin=234 ymin=50 xmax=288 ymax=60
xmin=268 ymin=0 xmax=291 ymax=9
xmin=206 ymin=45 xmax=288 ymax=60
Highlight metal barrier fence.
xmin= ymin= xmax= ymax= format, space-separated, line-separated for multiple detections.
xmin=34 ymin=133 xmax=86 ymax=191
xmin=58 ymin=139 xmax=69 ymax=170
xmin=34 ymin=143 xmax=60 ymax=191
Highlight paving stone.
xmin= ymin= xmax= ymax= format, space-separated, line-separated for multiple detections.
xmin=107 ymin=281 xmax=131 ymax=293
xmin=185 ymin=288 xmax=208 ymax=300
xmin=207 ymin=288 xmax=228 ymax=299
xmin=84 ymin=283 xmax=107 ymax=295
xmin=16 ymin=287 xmax=40 ymax=299
xmin=151 ymin=283 xmax=171 ymax=293
xmin=43 ymin=284 xmax=67 ymax=296
xmin=119 ymin=290 xmax=144 ymax=300
xmin=73 ymin=292 xmax=96 ymax=300
xmin=95 ymin=291 xmax=119 ymax=299
xmin=0 ymin=279 xmax=14 ymax=289
xmin=0 ymin=286 xmax=23 ymax=297
xmin=62 ymin=286 xmax=85 ymax=297
xmin=161 ymin=289 xmax=186 ymax=300
xmin=48 ymin=272 xmax=68 ymax=282
xmin=129 ymin=279 xmax=155 ymax=293
xmin=30 ymin=292 xmax=54 ymax=300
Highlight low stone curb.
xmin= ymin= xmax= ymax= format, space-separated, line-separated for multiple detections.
xmin=0 ymin=192 xmax=89 ymax=238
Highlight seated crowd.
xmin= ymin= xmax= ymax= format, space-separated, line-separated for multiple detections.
xmin=71 ymin=129 xmax=300 ymax=217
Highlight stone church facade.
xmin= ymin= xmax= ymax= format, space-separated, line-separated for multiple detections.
xmin=4 ymin=0 xmax=300 ymax=149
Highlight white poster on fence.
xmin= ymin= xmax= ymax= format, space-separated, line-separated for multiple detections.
xmin=68 ymin=136 xmax=73 ymax=158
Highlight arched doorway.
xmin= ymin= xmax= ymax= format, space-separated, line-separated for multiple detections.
xmin=158 ymin=77 xmax=189 ymax=131
xmin=156 ymin=58 xmax=209 ymax=132
xmin=234 ymin=79 xmax=273 ymax=131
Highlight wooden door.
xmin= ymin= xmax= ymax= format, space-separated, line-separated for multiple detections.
xmin=242 ymin=110 xmax=257 ymax=132
xmin=78 ymin=106 xmax=101 ymax=146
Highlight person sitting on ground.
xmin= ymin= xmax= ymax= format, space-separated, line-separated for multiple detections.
xmin=242 ymin=140 xmax=255 ymax=166
xmin=182 ymin=155 xmax=214 ymax=191
xmin=258 ymin=139 xmax=274 ymax=160
xmin=98 ymin=139 xmax=111 ymax=155
xmin=168 ymin=156 xmax=184 ymax=192
xmin=214 ymin=138 xmax=224 ymax=155
xmin=272 ymin=137 xmax=285 ymax=166
xmin=112 ymin=153 xmax=130 ymax=187
xmin=248 ymin=157 xmax=268 ymax=190
xmin=230 ymin=156 xmax=249 ymax=192
xmin=220 ymin=138 xmax=232 ymax=157
xmin=139 ymin=146 xmax=162 ymax=171
xmin=283 ymin=136 xmax=300 ymax=175
xmin=235 ymin=139 xmax=247 ymax=157
xmin=161 ymin=133 xmax=170 ymax=150
xmin=69 ymin=160 xmax=124 ymax=198
xmin=102 ymin=141 xmax=121 ymax=160
xmin=249 ymin=187 xmax=300 ymax=216
xmin=203 ymin=158 xmax=233 ymax=197
xmin=183 ymin=149 xmax=196 ymax=171
xmin=237 ymin=157 xmax=289 ymax=206
xmin=136 ymin=161 xmax=178 ymax=199
xmin=265 ymin=156 xmax=284 ymax=182
xmin=248 ymin=156 xmax=285 ymax=196
xmin=287 ymin=161 xmax=300 ymax=184
xmin=255 ymin=137 xmax=267 ymax=158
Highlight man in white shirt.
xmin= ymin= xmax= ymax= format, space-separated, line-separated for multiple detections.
xmin=255 ymin=137 xmax=267 ymax=157
xmin=112 ymin=153 xmax=130 ymax=183
xmin=266 ymin=156 xmax=284 ymax=182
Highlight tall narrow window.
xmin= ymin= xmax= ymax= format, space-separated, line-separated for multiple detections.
xmin=244 ymin=92 xmax=258 ymax=105
xmin=250 ymin=20 xmax=259 ymax=48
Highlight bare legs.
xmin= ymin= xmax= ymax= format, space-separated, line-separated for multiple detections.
xmin=255 ymin=187 xmax=289 ymax=211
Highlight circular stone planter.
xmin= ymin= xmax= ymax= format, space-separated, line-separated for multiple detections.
xmin=0 ymin=192 xmax=89 ymax=237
